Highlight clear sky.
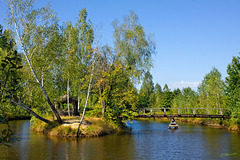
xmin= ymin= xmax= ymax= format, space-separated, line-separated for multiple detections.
xmin=1 ymin=0 xmax=240 ymax=90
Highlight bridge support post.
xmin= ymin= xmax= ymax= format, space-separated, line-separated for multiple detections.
xmin=150 ymin=109 xmax=153 ymax=116
xmin=220 ymin=108 xmax=223 ymax=115
xmin=193 ymin=109 xmax=195 ymax=115
xmin=164 ymin=108 xmax=166 ymax=116
xmin=178 ymin=108 xmax=180 ymax=115
xmin=207 ymin=109 xmax=210 ymax=115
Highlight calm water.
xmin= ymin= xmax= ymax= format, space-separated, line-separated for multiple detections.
xmin=0 ymin=119 xmax=240 ymax=160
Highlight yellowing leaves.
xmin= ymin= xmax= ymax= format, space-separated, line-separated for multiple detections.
xmin=86 ymin=45 xmax=92 ymax=50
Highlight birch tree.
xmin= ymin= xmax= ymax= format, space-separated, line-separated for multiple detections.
xmin=5 ymin=0 xmax=63 ymax=124
xmin=62 ymin=9 xmax=94 ymax=116
xmin=198 ymin=67 xmax=226 ymax=114
xmin=113 ymin=11 xmax=155 ymax=82
xmin=94 ymin=11 xmax=155 ymax=120
xmin=0 ymin=26 xmax=50 ymax=123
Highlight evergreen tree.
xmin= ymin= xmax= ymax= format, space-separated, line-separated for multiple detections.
xmin=161 ymin=84 xmax=174 ymax=108
xmin=154 ymin=83 xmax=162 ymax=108
xmin=138 ymin=71 xmax=154 ymax=108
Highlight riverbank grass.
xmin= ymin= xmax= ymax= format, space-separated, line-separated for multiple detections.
xmin=30 ymin=116 xmax=122 ymax=137
xmin=176 ymin=117 xmax=240 ymax=131
xmin=135 ymin=117 xmax=240 ymax=132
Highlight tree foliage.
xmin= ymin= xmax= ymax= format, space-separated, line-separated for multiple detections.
xmin=0 ymin=24 xmax=27 ymax=119
xmin=113 ymin=11 xmax=155 ymax=82
xmin=160 ymin=84 xmax=174 ymax=108
xmin=198 ymin=67 xmax=226 ymax=113
xmin=154 ymin=83 xmax=162 ymax=108
xmin=138 ymin=71 xmax=155 ymax=108
xmin=1 ymin=1 xmax=155 ymax=127
xmin=225 ymin=54 xmax=240 ymax=124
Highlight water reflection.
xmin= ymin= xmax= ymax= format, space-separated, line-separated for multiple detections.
xmin=0 ymin=120 xmax=240 ymax=159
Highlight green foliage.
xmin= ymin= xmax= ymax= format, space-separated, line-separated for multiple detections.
xmin=113 ymin=11 xmax=155 ymax=82
xmin=198 ymin=67 xmax=226 ymax=115
xmin=138 ymin=71 xmax=155 ymax=108
xmin=2 ymin=1 xmax=155 ymax=127
xmin=0 ymin=116 xmax=14 ymax=146
xmin=225 ymin=54 xmax=240 ymax=124
xmin=225 ymin=54 xmax=240 ymax=108
xmin=160 ymin=84 xmax=174 ymax=108
xmin=30 ymin=111 xmax=57 ymax=132
xmin=231 ymin=107 xmax=240 ymax=125
xmin=172 ymin=87 xmax=199 ymax=114
xmin=154 ymin=83 xmax=163 ymax=108
xmin=85 ymin=105 xmax=102 ymax=117
xmin=100 ymin=61 xmax=138 ymax=125
xmin=94 ymin=11 xmax=155 ymax=125
xmin=0 ymin=25 xmax=28 ymax=119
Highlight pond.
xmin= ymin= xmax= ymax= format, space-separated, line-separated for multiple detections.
xmin=0 ymin=119 xmax=240 ymax=159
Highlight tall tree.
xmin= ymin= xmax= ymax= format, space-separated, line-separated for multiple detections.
xmin=225 ymin=54 xmax=240 ymax=121
xmin=198 ymin=67 xmax=226 ymax=111
xmin=93 ymin=11 xmax=155 ymax=123
xmin=161 ymin=84 xmax=174 ymax=108
xmin=5 ymin=0 xmax=62 ymax=124
xmin=62 ymin=22 xmax=79 ymax=116
xmin=95 ymin=44 xmax=113 ymax=117
xmin=138 ymin=71 xmax=155 ymax=108
xmin=182 ymin=87 xmax=197 ymax=108
xmin=74 ymin=8 xmax=94 ymax=113
xmin=113 ymin=11 xmax=155 ymax=82
xmin=61 ymin=8 xmax=94 ymax=116
xmin=0 ymin=25 xmax=50 ymax=123
xmin=154 ymin=83 xmax=163 ymax=108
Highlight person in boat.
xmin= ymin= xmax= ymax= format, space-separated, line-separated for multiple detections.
xmin=171 ymin=117 xmax=177 ymax=125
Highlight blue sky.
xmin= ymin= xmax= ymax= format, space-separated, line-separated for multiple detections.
xmin=1 ymin=0 xmax=240 ymax=90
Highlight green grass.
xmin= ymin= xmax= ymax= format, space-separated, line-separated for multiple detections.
xmin=30 ymin=116 xmax=123 ymax=137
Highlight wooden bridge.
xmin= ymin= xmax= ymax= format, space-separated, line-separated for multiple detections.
xmin=136 ymin=108 xmax=231 ymax=119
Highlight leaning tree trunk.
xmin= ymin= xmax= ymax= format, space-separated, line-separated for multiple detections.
xmin=0 ymin=80 xmax=50 ymax=123
xmin=77 ymin=54 xmax=96 ymax=137
xmin=13 ymin=22 xmax=63 ymax=124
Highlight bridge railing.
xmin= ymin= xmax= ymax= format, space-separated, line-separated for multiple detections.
xmin=138 ymin=108 xmax=230 ymax=116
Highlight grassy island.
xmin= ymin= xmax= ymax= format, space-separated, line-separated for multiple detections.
xmin=30 ymin=116 xmax=124 ymax=137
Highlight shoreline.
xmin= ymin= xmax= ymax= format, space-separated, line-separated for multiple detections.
xmin=6 ymin=116 xmax=240 ymax=138
xmin=134 ymin=117 xmax=240 ymax=133
xmin=30 ymin=117 xmax=124 ymax=138
xmin=8 ymin=116 xmax=31 ymax=121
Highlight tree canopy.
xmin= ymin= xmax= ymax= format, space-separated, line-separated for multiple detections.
xmin=1 ymin=0 xmax=155 ymax=126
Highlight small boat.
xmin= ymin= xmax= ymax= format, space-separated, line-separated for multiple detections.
xmin=168 ymin=118 xmax=179 ymax=129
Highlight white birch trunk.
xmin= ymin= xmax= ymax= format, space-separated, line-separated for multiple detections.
xmin=41 ymin=68 xmax=44 ymax=88
xmin=67 ymin=78 xmax=70 ymax=116
xmin=11 ymin=10 xmax=63 ymax=124
xmin=77 ymin=53 xmax=96 ymax=137
xmin=78 ymin=94 xmax=80 ymax=110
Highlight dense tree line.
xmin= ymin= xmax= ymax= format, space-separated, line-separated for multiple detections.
xmin=138 ymin=61 xmax=240 ymax=125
